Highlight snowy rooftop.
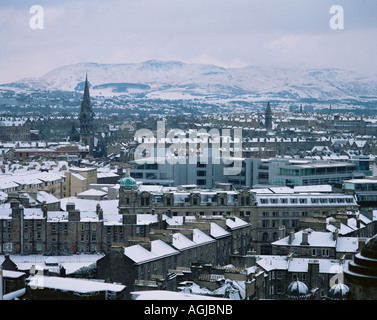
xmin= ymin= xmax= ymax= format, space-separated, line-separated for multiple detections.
xmin=0 ymin=254 xmax=104 ymax=275
xmin=255 ymin=255 xmax=350 ymax=274
xmin=27 ymin=275 xmax=125 ymax=293
xmin=124 ymin=239 xmax=179 ymax=264
xmin=272 ymin=228 xmax=365 ymax=253
xmin=131 ymin=290 xmax=229 ymax=300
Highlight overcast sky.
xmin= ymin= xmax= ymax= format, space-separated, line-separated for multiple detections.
xmin=0 ymin=0 xmax=376 ymax=83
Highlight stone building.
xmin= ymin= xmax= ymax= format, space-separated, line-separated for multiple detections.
xmin=0 ymin=118 xmax=31 ymax=141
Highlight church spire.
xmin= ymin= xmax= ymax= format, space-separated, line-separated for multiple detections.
xmin=265 ymin=101 xmax=272 ymax=129
xmin=79 ymin=74 xmax=94 ymax=154
xmin=83 ymin=73 xmax=91 ymax=106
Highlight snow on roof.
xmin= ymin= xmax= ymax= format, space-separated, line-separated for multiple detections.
xmin=77 ymin=188 xmax=107 ymax=197
xmin=272 ymin=229 xmax=336 ymax=248
xmin=226 ymin=217 xmax=249 ymax=230
xmin=136 ymin=214 xmax=158 ymax=225
xmin=3 ymin=270 xmax=25 ymax=279
xmin=172 ymin=233 xmax=196 ymax=250
xmin=210 ymin=222 xmax=231 ymax=239
xmin=256 ymin=255 xmax=350 ymax=274
xmin=27 ymin=275 xmax=125 ymax=293
xmin=70 ymin=172 xmax=87 ymax=181
xmin=336 ymin=237 xmax=363 ymax=252
xmin=177 ymin=281 xmax=213 ymax=295
xmin=124 ymin=239 xmax=178 ymax=264
xmin=36 ymin=190 xmax=59 ymax=204
xmin=131 ymin=290 xmax=229 ymax=300
xmin=192 ymin=228 xmax=216 ymax=244
xmin=59 ymin=197 xmax=119 ymax=216
xmin=1 ymin=254 xmax=104 ymax=275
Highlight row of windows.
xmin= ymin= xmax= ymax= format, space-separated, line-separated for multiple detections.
xmin=259 ymin=197 xmax=354 ymax=204
xmin=263 ymin=211 xmax=308 ymax=217
xmin=261 ymin=219 xmax=299 ymax=229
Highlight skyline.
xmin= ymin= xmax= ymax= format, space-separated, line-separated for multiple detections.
xmin=0 ymin=0 xmax=377 ymax=84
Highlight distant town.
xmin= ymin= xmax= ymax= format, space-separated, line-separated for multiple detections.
xmin=0 ymin=73 xmax=377 ymax=301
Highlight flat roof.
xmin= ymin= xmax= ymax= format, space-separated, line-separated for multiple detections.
xmin=282 ymin=162 xmax=356 ymax=169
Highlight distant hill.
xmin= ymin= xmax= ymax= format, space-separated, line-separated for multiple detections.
xmin=1 ymin=60 xmax=377 ymax=104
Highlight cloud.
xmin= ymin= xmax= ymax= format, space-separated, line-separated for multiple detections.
xmin=0 ymin=0 xmax=376 ymax=83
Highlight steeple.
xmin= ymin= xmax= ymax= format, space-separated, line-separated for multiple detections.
xmin=79 ymin=74 xmax=94 ymax=154
xmin=79 ymin=74 xmax=93 ymax=134
xmin=83 ymin=74 xmax=90 ymax=105
xmin=265 ymin=101 xmax=272 ymax=129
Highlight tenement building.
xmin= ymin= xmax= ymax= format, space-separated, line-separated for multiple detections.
xmin=117 ymin=174 xmax=359 ymax=254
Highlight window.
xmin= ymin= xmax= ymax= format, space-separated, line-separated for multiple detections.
xmin=262 ymin=220 xmax=270 ymax=228
xmin=197 ymin=179 xmax=206 ymax=186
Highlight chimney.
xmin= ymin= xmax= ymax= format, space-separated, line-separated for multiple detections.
xmin=60 ymin=266 xmax=66 ymax=278
xmin=96 ymin=204 xmax=103 ymax=220
xmin=358 ymin=238 xmax=367 ymax=252
xmin=278 ymin=225 xmax=286 ymax=240
xmin=356 ymin=217 xmax=361 ymax=229
xmin=10 ymin=199 xmax=19 ymax=209
xmin=332 ymin=229 xmax=339 ymax=241
xmin=300 ymin=230 xmax=309 ymax=245
xmin=66 ymin=202 xmax=75 ymax=211
xmin=288 ymin=231 xmax=295 ymax=244
xmin=68 ymin=209 xmax=80 ymax=222
xmin=122 ymin=214 xmax=137 ymax=225
xmin=329 ymin=219 xmax=341 ymax=229
xmin=110 ymin=245 xmax=124 ymax=255
xmin=140 ymin=241 xmax=151 ymax=251
xmin=42 ymin=201 xmax=48 ymax=218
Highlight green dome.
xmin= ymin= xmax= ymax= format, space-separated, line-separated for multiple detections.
xmin=120 ymin=175 xmax=137 ymax=187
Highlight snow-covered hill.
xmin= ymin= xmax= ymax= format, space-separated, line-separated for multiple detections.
xmin=2 ymin=60 xmax=377 ymax=103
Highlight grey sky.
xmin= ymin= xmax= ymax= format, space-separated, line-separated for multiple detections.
xmin=0 ymin=0 xmax=376 ymax=83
